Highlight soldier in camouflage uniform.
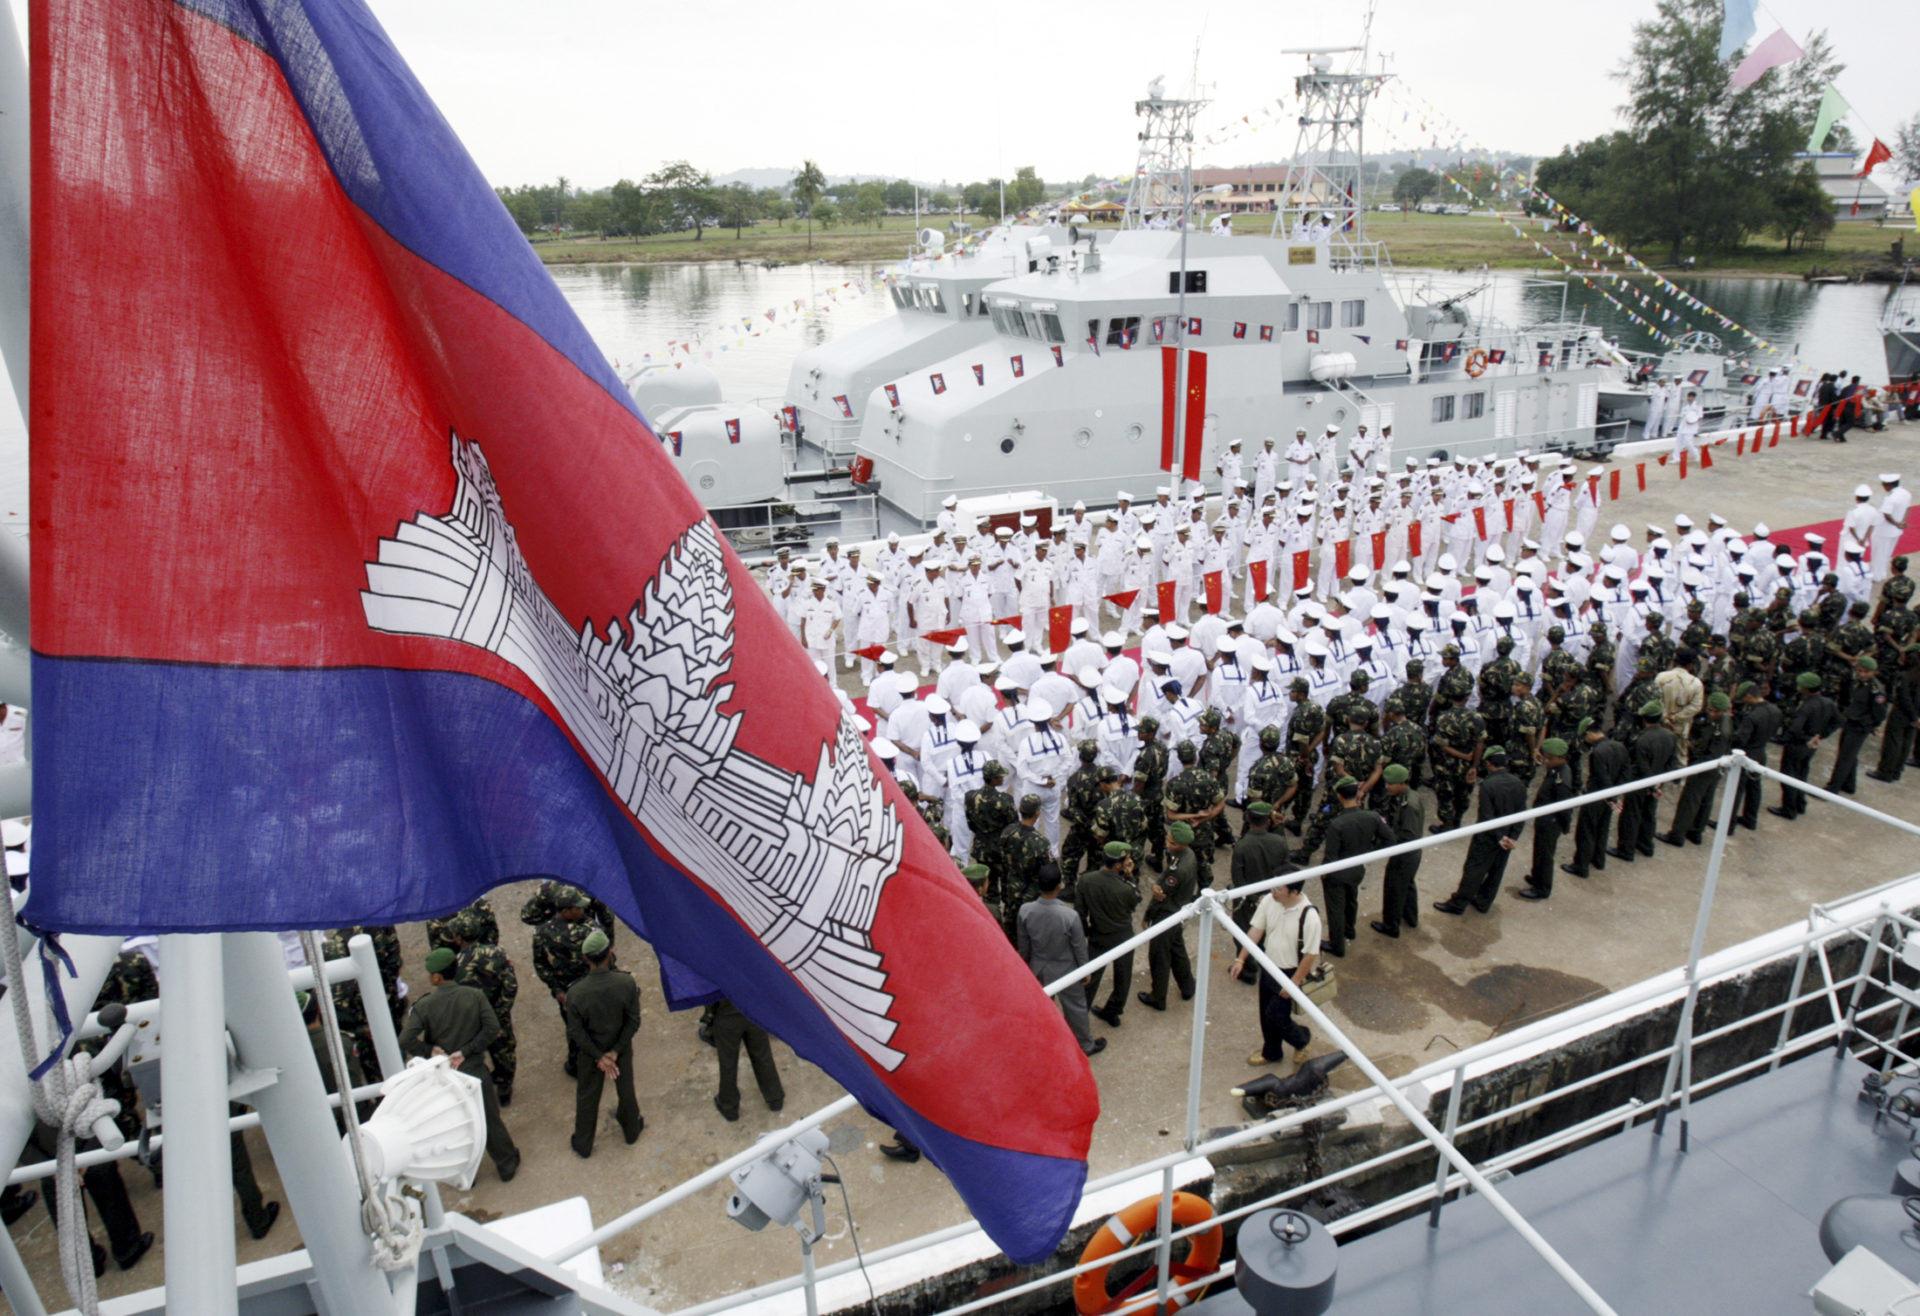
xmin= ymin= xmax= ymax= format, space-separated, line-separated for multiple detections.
xmin=1197 ymin=708 xmax=1241 ymax=850
xmin=1164 ymin=740 xmax=1226 ymax=877
xmin=1700 ymin=634 xmax=1736 ymax=697
xmin=1506 ymin=675 xmax=1546 ymax=786
xmin=1285 ymin=679 xmax=1329 ymax=834
xmin=1585 ymin=621 xmax=1618 ymax=703
xmin=427 ymin=897 xmax=499 ymax=954
xmin=1639 ymin=615 xmax=1676 ymax=677
xmin=1679 ymin=600 xmax=1712 ymax=652
xmin=1090 ymin=767 xmax=1150 ymax=856
xmin=1379 ymin=704 xmax=1426 ymax=793
xmin=996 ymin=796 xmax=1055 ymax=941
xmin=449 ymin=908 xmax=520 ymax=1105
xmin=964 ymin=760 xmax=1019 ymax=896
xmin=1826 ymin=599 xmax=1877 ymax=705
xmin=1300 ymin=708 xmax=1383 ymax=859
xmin=1615 ymin=656 xmax=1659 ymax=734
xmin=1546 ymin=673 xmax=1601 ymax=793
xmin=1056 ymin=741 xmax=1105 ymax=887
xmin=1873 ymin=585 xmax=1920 ymax=780
xmin=1326 ymin=672 xmax=1379 ymax=737
xmin=1132 ymin=718 xmax=1171 ymax=867
xmin=1538 ymin=626 xmax=1580 ymax=696
xmin=1477 ymin=638 xmax=1524 ymax=751
xmin=1392 ymin=659 xmax=1434 ymax=735
xmin=1241 ymin=726 xmax=1299 ymax=836
xmin=520 ymin=880 xmax=618 ymax=949
xmin=332 ymin=925 xmax=404 ymax=1025
xmin=1432 ymin=647 xmax=1475 ymax=735
xmin=1814 ymin=575 xmax=1849 ymax=631
xmin=1778 ymin=611 xmax=1826 ymax=729
xmin=532 ymin=886 xmax=603 ymax=1078
xmin=321 ymin=928 xmax=381 ymax=1079
xmin=1429 ymin=696 xmax=1486 ymax=831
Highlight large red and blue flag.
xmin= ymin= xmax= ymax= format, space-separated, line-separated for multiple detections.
xmin=29 ymin=0 xmax=1096 ymax=1261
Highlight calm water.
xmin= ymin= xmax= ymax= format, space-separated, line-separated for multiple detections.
xmin=0 ymin=260 xmax=1900 ymax=529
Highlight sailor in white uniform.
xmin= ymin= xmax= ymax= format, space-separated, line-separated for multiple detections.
xmin=1013 ymin=700 xmax=1072 ymax=848
xmin=1672 ymin=390 xmax=1704 ymax=463
xmin=1875 ymin=474 xmax=1912 ymax=582
xmin=943 ymin=722 xmax=987 ymax=862
xmin=1643 ymin=376 xmax=1668 ymax=440
xmin=1285 ymin=427 xmax=1316 ymax=488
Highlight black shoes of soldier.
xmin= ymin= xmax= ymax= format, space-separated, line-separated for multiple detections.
xmin=715 ymin=1098 xmax=739 ymax=1123
xmin=0 ymin=1188 xmax=35 ymax=1227
xmin=1868 ymin=771 xmax=1897 ymax=783
xmin=1136 ymin=992 xmax=1167 ymax=1011
xmin=115 ymin=1231 xmax=155 ymax=1271
xmin=1093 ymin=1005 xmax=1122 ymax=1027
xmin=1606 ymin=847 xmax=1634 ymax=862
xmin=497 ymin=1153 xmax=519 ymax=1182
xmin=1369 ymin=920 xmax=1399 ymax=938
xmin=1767 ymin=806 xmax=1795 ymax=820
xmin=1516 ymin=887 xmax=1550 ymax=901
xmin=247 ymin=1201 xmax=281 ymax=1241
xmin=1657 ymin=833 xmax=1685 ymax=848
xmin=879 ymin=1139 xmax=921 ymax=1162
xmin=624 ymin=1118 xmax=644 ymax=1145
xmin=1561 ymin=864 xmax=1588 ymax=879
xmin=1432 ymin=900 xmax=1466 ymax=916
xmin=1083 ymin=1039 xmax=1109 ymax=1057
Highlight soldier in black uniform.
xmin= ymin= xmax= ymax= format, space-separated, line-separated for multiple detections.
xmin=1516 ymin=738 xmax=1573 ymax=901
xmin=1079 ymin=842 xmax=1142 ymax=1026
xmin=1137 ymin=821 xmax=1199 ymax=1010
xmin=1731 ymin=681 xmax=1783 ymax=828
xmin=1609 ymin=701 xmax=1679 ymax=860
xmin=1163 ymin=741 xmax=1226 ymax=877
xmin=402 ymin=947 xmax=519 ymax=1179
xmin=996 ymin=796 xmax=1055 ymax=940
xmin=710 ymin=998 xmax=784 ymax=1123
xmin=1057 ymin=741 xmax=1105 ymax=888
xmin=1824 ymin=655 xmax=1888 ymax=795
xmin=1434 ymin=746 xmax=1529 ymax=916
xmin=1320 ymin=777 xmax=1394 ymax=955
xmin=1230 ymin=801 xmax=1293 ymax=934
xmin=562 ymin=930 xmax=644 ymax=1157
xmin=1662 ymin=692 xmax=1735 ymax=845
xmin=1770 ymin=671 xmax=1841 ymax=819
xmin=1372 ymin=764 xmax=1425 ymax=937
xmin=1565 ymin=718 xmax=1626 ymax=878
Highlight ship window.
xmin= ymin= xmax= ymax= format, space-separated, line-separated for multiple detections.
xmin=1106 ymin=316 xmax=1141 ymax=347
xmin=1041 ymin=313 xmax=1065 ymax=343
xmin=923 ymin=286 xmax=945 ymax=314
xmin=1463 ymin=391 xmax=1486 ymax=420
xmin=991 ymin=306 xmax=1026 ymax=338
xmin=1432 ymin=394 xmax=1457 ymax=424
xmin=963 ymin=292 xmax=976 ymax=317
xmin=1286 ymin=304 xmax=1301 ymax=332
xmin=891 ymin=286 xmax=910 ymax=309
xmin=1022 ymin=311 xmax=1046 ymax=340
xmin=1309 ymin=302 xmax=1333 ymax=330
xmin=1340 ymin=299 xmax=1366 ymax=328
xmin=978 ymin=297 xmax=991 ymax=317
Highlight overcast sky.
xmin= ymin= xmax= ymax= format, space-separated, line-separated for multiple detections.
xmin=351 ymin=0 xmax=1912 ymax=191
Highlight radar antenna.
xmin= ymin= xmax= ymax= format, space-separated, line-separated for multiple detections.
xmin=1124 ymin=83 xmax=1208 ymax=231
xmin=1269 ymin=40 xmax=1391 ymax=258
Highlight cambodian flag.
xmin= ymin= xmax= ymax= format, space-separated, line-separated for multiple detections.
xmin=30 ymin=0 xmax=1096 ymax=1263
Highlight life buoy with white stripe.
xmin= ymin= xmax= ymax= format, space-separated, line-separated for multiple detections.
xmin=1464 ymin=347 xmax=1490 ymax=379
xmin=1073 ymin=1191 xmax=1222 ymax=1315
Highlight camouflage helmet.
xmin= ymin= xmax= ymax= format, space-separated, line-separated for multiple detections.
xmin=982 ymin=759 xmax=1007 ymax=781
xmin=1078 ymin=739 xmax=1100 ymax=761
xmin=1798 ymin=609 xmax=1820 ymax=628
xmin=1199 ymin=707 xmax=1222 ymax=728
xmin=1442 ymin=644 xmax=1462 ymax=658
xmin=1290 ymin=677 xmax=1311 ymax=694
xmin=1175 ymin=739 xmax=1199 ymax=761
xmin=1097 ymin=765 xmax=1121 ymax=783
xmin=1259 ymin=725 xmax=1283 ymax=748
xmin=1018 ymin=793 xmax=1042 ymax=816
xmin=1137 ymin=715 xmax=1160 ymax=735
xmin=899 ymin=780 xmax=921 ymax=802
xmin=1350 ymin=670 xmax=1370 ymax=687
xmin=1547 ymin=624 xmax=1565 ymax=639
xmin=1495 ymin=636 xmax=1515 ymax=653
xmin=450 ymin=909 xmax=491 ymax=944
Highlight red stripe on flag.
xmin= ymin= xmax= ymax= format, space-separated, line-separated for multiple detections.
xmin=1159 ymin=347 xmax=1178 ymax=472
xmin=1181 ymin=350 xmax=1209 ymax=484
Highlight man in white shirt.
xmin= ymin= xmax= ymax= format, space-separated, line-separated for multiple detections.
xmin=1230 ymin=872 xmax=1321 ymax=1063
xmin=1875 ymin=474 xmax=1911 ymax=582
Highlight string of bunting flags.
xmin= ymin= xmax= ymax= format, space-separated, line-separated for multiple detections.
xmin=620 ymin=271 xmax=894 ymax=375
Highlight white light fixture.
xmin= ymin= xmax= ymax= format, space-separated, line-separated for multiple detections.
xmin=355 ymin=1055 xmax=486 ymax=1189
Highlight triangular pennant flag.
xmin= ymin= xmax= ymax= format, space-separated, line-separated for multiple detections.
xmin=853 ymin=645 xmax=888 ymax=662
xmin=993 ymin=614 xmax=1024 ymax=629
xmin=924 ymin=627 xmax=967 ymax=647
xmin=1699 ymin=446 xmax=1713 ymax=469
xmin=1105 ymin=590 xmax=1140 ymax=611
xmin=1806 ymin=83 xmax=1849 ymax=152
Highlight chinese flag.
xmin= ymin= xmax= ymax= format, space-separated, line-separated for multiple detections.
xmin=1105 ymin=590 xmax=1140 ymax=611
xmin=853 ymin=645 xmax=888 ymax=661
xmin=1532 ymin=490 xmax=1546 ymax=519
xmin=1789 ymin=413 xmax=1800 ymax=437
xmin=1292 ymin=549 xmax=1311 ymax=592
xmin=1472 ymin=507 xmax=1487 ymax=541
xmin=1609 ymin=469 xmax=1621 ymax=500
xmin=1181 ymin=351 xmax=1210 ymax=484
xmin=1158 ymin=579 xmax=1179 ymax=621
xmin=1636 ymin=463 xmax=1647 ymax=492
xmin=1371 ymin=529 xmax=1388 ymax=565
xmin=1587 ymin=474 xmax=1601 ymax=502
xmin=1408 ymin=521 xmax=1423 ymax=559
xmin=1736 ymin=434 xmax=1745 ymax=456
xmin=1678 ymin=452 xmax=1688 ymax=479
xmin=1699 ymin=446 xmax=1713 ymax=469
xmin=924 ymin=627 xmax=966 ymax=647
xmin=1334 ymin=539 xmax=1352 ymax=579
xmin=1249 ymin=559 xmax=1267 ymax=601
xmin=1204 ymin=571 xmax=1223 ymax=614
xmin=1048 ymin=605 xmax=1074 ymax=653
xmin=993 ymin=614 xmax=1024 ymax=628
xmin=1502 ymin=498 xmax=1515 ymax=532
xmin=1770 ymin=422 xmax=1780 ymax=447
xmin=1159 ymin=347 xmax=1179 ymax=472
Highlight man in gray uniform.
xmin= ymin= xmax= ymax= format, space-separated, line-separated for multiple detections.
xmin=1017 ymin=863 xmax=1107 ymax=1056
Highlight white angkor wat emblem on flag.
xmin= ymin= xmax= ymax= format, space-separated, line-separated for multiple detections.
xmin=361 ymin=435 xmax=906 ymax=1069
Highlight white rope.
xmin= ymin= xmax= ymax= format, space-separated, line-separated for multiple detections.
xmin=298 ymin=931 xmax=420 ymax=1272
xmin=0 ymin=904 xmax=113 ymax=1314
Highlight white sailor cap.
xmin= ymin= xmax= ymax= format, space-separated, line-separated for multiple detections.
xmin=1752 ymin=522 xmax=1770 ymax=538
xmin=886 ymin=532 xmax=901 ymax=544
xmin=1610 ymin=524 xmax=1631 ymax=542
xmin=1370 ymin=602 xmax=1395 ymax=621
xmin=1077 ymin=667 xmax=1103 ymax=689
xmin=1644 ymin=562 xmax=1668 ymax=579
xmin=953 ymin=721 xmax=981 ymax=744
xmin=1674 ymin=514 xmax=1695 ymax=529
xmin=1251 ymin=653 xmax=1274 ymax=671
xmin=1884 ymin=473 xmax=1904 ymax=484
xmin=1522 ymin=538 xmax=1541 ymax=552
xmin=994 ymin=526 xmax=1014 ymax=539
xmin=1473 ymin=566 xmax=1493 ymax=581
xmin=1019 ymin=514 xmax=1037 ymax=527
xmin=994 ymin=673 xmax=1021 ymax=693
xmin=1406 ymin=614 xmax=1430 ymax=631
xmin=1686 ymin=531 xmax=1709 ymax=548
xmin=1485 ymin=544 xmax=1506 ymax=563
xmin=1156 ymin=485 xmax=1171 ymax=495
xmin=1101 ymin=683 xmax=1130 ymax=704
xmin=1229 ymin=437 xmax=1243 ymax=447
xmin=1325 ymin=423 xmax=1340 ymax=435
xmin=1024 ymin=698 xmax=1054 ymax=722
xmin=1117 ymin=490 xmax=1134 ymax=501
xmin=925 ymin=694 xmax=952 ymax=713
xmin=1072 ymin=499 xmax=1087 ymax=511
xmin=1646 ymin=523 xmax=1664 ymax=537
xmin=1708 ymin=514 xmax=1727 ymax=527
xmin=1212 ymin=635 xmax=1237 ymax=655
xmin=1588 ymin=466 xmax=1604 ymax=478
xmin=865 ymin=570 xmax=882 ymax=582
xmin=946 ymin=639 xmax=970 ymax=656
xmin=976 ymin=660 xmax=999 ymax=677
xmin=1492 ymin=600 xmax=1517 ymax=620
xmin=1568 ymin=553 xmax=1594 ymax=571
xmin=1804 ymin=532 xmax=1827 ymax=547
xmin=1603 ymin=565 xmax=1626 ymax=582
xmin=943 ymin=495 xmax=959 ymax=507
xmin=1004 ymin=628 xmax=1027 ymax=647
xmin=871 ymin=737 xmax=897 ymax=759
xmin=1302 ymin=640 xmax=1332 ymax=659
xmin=878 ymin=649 xmax=899 ymax=666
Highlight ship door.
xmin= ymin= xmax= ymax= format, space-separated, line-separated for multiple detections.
xmin=1517 ymin=390 xmax=1541 ymax=446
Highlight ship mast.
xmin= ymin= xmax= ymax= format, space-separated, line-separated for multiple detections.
xmin=1269 ymin=43 xmax=1390 ymax=263
xmin=1123 ymin=81 xmax=1207 ymax=231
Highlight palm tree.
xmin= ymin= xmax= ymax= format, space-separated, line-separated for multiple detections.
xmin=792 ymin=160 xmax=827 ymax=251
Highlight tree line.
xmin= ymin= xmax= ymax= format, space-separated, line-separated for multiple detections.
xmin=495 ymin=163 xmax=1064 ymax=245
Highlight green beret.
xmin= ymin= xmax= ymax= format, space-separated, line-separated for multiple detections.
xmin=1796 ymin=671 xmax=1823 ymax=691
xmin=1290 ymin=677 xmax=1310 ymax=693
xmin=1382 ymin=764 xmax=1410 ymax=785
xmin=1335 ymin=775 xmax=1358 ymax=790
xmin=1707 ymin=692 xmax=1732 ymax=711
xmin=1138 ymin=716 xmax=1160 ymax=734
xmin=1167 ymin=821 xmax=1196 ymax=844
xmin=1541 ymin=738 xmax=1568 ymax=757
xmin=1735 ymin=681 xmax=1755 ymax=699
xmin=1576 ymin=716 xmax=1595 ymax=738
xmin=582 ymin=929 xmax=610 ymax=957
xmin=424 ymin=946 xmax=456 ymax=975
xmin=1246 ymin=800 xmax=1274 ymax=817
xmin=1103 ymin=841 xmax=1134 ymax=860
xmin=1857 ymin=655 xmax=1879 ymax=673
xmin=1484 ymin=745 xmax=1509 ymax=763
xmin=962 ymin=863 xmax=991 ymax=880
xmin=1639 ymin=700 xmax=1664 ymax=718
xmin=1176 ymin=739 xmax=1199 ymax=761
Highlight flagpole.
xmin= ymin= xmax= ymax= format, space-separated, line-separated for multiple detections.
xmin=1172 ymin=128 xmax=1193 ymax=490
xmin=0 ymin=0 xmax=27 ymax=415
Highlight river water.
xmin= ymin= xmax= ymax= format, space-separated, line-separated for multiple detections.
xmin=0 ymin=260 xmax=1899 ymax=530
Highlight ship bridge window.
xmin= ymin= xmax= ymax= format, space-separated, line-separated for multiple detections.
xmin=992 ymin=306 xmax=1028 ymax=338
xmin=1286 ymin=304 xmax=1301 ymax=332
xmin=1463 ymin=391 xmax=1486 ymax=420
xmin=1341 ymin=299 xmax=1366 ymax=328
xmin=1040 ymin=312 xmax=1065 ymax=343
xmin=1433 ymin=394 xmax=1457 ymax=424
xmin=921 ymin=286 xmax=946 ymax=314
xmin=1105 ymin=316 xmax=1141 ymax=348
xmin=1309 ymin=302 xmax=1333 ymax=330
xmin=963 ymin=292 xmax=976 ymax=317
xmin=890 ymin=286 xmax=910 ymax=310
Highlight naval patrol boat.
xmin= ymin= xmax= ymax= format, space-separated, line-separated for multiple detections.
xmin=790 ymin=51 xmax=1619 ymax=525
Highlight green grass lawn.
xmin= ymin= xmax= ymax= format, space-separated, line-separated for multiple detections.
xmin=532 ymin=208 xmax=1915 ymax=278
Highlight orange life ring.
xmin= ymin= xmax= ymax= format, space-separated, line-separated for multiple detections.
xmin=1464 ymin=347 xmax=1490 ymax=379
xmin=1073 ymin=1191 xmax=1222 ymax=1315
